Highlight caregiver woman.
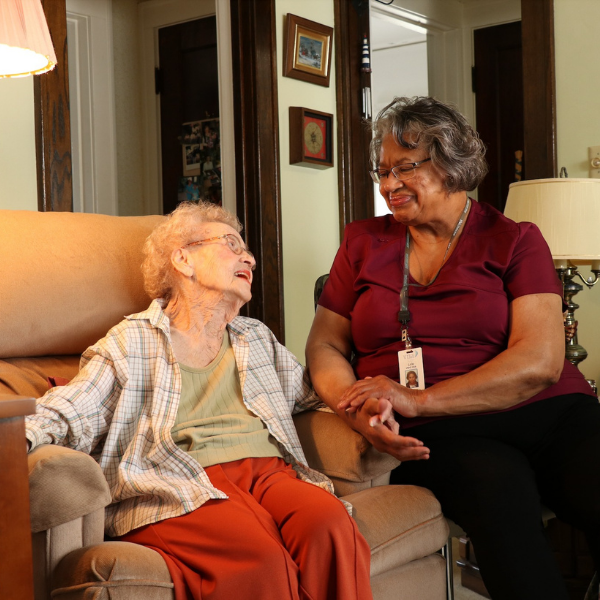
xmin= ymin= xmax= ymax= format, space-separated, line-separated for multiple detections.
xmin=306 ymin=96 xmax=600 ymax=600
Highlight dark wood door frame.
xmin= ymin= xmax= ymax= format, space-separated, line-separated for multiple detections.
xmin=35 ymin=0 xmax=73 ymax=212
xmin=35 ymin=0 xmax=285 ymax=342
xmin=333 ymin=0 xmax=374 ymax=238
xmin=521 ymin=0 xmax=557 ymax=179
xmin=334 ymin=0 xmax=557 ymax=223
xmin=229 ymin=0 xmax=284 ymax=342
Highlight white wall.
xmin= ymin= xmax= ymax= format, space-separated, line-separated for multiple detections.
xmin=554 ymin=0 xmax=600 ymax=384
xmin=275 ymin=0 xmax=340 ymax=362
xmin=0 ymin=77 xmax=37 ymax=211
xmin=112 ymin=0 xmax=145 ymax=215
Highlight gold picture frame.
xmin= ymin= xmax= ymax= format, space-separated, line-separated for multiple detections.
xmin=283 ymin=14 xmax=333 ymax=87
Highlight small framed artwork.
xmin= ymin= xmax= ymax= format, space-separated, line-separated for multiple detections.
xmin=289 ymin=107 xmax=333 ymax=169
xmin=283 ymin=14 xmax=333 ymax=87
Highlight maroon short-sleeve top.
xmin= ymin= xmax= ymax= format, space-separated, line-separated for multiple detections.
xmin=318 ymin=200 xmax=594 ymax=428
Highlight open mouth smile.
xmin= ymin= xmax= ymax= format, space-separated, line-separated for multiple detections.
xmin=234 ymin=270 xmax=252 ymax=284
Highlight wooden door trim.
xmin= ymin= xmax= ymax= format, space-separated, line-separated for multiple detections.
xmin=333 ymin=0 xmax=374 ymax=238
xmin=35 ymin=0 xmax=73 ymax=212
xmin=230 ymin=0 xmax=285 ymax=342
xmin=521 ymin=0 xmax=557 ymax=179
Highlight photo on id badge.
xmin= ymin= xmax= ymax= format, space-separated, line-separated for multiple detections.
xmin=398 ymin=348 xmax=425 ymax=390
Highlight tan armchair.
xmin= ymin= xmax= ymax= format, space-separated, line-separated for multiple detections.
xmin=0 ymin=209 xmax=449 ymax=600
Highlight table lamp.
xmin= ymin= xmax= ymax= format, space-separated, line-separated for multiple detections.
xmin=0 ymin=0 xmax=56 ymax=78
xmin=504 ymin=178 xmax=600 ymax=385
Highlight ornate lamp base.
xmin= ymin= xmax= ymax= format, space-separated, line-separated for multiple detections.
xmin=557 ymin=266 xmax=597 ymax=394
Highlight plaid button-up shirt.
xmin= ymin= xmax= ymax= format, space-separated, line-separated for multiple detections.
xmin=25 ymin=301 xmax=338 ymax=537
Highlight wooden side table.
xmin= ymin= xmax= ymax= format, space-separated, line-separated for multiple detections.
xmin=0 ymin=395 xmax=36 ymax=600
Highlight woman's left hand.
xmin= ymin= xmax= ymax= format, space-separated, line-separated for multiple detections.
xmin=338 ymin=375 xmax=420 ymax=419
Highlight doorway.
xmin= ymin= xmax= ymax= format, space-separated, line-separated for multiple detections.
xmin=366 ymin=0 xmax=524 ymax=218
xmin=473 ymin=21 xmax=524 ymax=212
xmin=157 ymin=16 xmax=220 ymax=214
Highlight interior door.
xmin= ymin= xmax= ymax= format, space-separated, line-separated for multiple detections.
xmin=473 ymin=21 xmax=524 ymax=212
xmin=158 ymin=16 xmax=219 ymax=215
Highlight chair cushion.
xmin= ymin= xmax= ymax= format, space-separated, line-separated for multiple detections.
xmin=0 ymin=356 xmax=80 ymax=398
xmin=52 ymin=542 xmax=174 ymax=600
xmin=0 ymin=210 xmax=164 ymax=358
xmin=344 ymin=484 xmax=449 ymax=577
xmin=28 ymin=445 xmax=111 ymax=533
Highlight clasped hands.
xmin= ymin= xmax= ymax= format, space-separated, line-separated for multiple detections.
xmin=337 ymin=376 xmax=430 ymax=461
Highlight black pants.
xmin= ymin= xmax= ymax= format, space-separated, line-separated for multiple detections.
xmin=391 ymin=393 xmax=600 ymax=600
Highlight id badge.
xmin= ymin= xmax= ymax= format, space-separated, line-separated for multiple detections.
xmin=398 ymin=347 xmax=425 ymax=390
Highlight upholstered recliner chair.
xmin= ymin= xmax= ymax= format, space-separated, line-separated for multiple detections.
xmin=0 ymin=209 xmax=449 ymax=600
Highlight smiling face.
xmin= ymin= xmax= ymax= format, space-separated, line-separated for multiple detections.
xmin=378 ymin=133 xmax=449 ymax=226
xmin=181 ymin=222 xmax=255 ymax=306
xmin=407 ymin=371 xmax=417 ymax=385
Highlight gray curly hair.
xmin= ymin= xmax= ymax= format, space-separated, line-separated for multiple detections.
xmin=142 ymin=201 xmax=242 ymax=301
xmin=370 ymin=96 xmax=488 ymax=193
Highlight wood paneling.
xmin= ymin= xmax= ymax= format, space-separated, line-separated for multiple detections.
xmin=230 ymin=0 xmax=285 ymax=342
xmin=34 ymin=0 xmax=73 ymax=212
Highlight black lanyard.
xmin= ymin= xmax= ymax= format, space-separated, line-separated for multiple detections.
xmin=398 ymin=198 xmax=471 ymax=349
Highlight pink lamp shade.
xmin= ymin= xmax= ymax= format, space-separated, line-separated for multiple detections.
xmin=0 ymin=0 xmax=57 ymax=78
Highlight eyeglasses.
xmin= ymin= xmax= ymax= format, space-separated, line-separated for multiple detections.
xmin=369 ymin=158 xmax=432 ymax=183
xmin=183 ymin=234 xmax=256 ymax=270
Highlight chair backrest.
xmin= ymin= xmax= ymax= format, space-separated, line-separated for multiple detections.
xmin=0 ymin=210 xmax=164 ymax=359
xmin=314 ymin=274 xmax=329 ymax=312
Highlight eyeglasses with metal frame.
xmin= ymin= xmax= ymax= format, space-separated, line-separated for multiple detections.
xmin=183 ymin=234 xmax=256 ymax=270
xmin=369 ymin=157 xmax=432 ymax=183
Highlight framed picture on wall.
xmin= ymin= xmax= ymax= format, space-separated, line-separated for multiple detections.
xmin=289 ymin=107 xmax=333 ymax=168
xmin=283 ymin=14 xmax=333 ymax=87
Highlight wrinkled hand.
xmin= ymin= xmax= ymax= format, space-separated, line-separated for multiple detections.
xmin=345 ymin=396 xmax=430 ymax=462
xmin=338 ymin=375 xmax=420 ymax=419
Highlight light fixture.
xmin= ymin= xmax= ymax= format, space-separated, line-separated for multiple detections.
xmin=504 ymin=178 xmax=600 ymax=383
xmin=0 ymin=0 xmax=56 ymax=78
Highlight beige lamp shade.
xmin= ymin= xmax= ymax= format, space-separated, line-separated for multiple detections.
xmin=0 ymin=0 xmax=56 ymax=78
xmin=504 ymin=178 xmax=600 ymax=268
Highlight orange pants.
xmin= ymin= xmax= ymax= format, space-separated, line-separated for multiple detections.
xmin=119 ymin=457 xmax=373 ymax=600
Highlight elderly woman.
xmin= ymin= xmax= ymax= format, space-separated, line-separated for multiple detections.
xmin=306 ymin=96 xmax=600 ymax=600
xmin=25 ymin=201 xmax=372 ymax=600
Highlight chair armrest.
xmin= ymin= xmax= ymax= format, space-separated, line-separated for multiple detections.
xmin=28 ymin=444 xmax=111 ymax=533
xmin=293 ymin=411 xmax=400 ymax=484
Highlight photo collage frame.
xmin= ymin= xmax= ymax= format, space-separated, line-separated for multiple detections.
xmin=178 ymin=118 xmax=221 ymax=206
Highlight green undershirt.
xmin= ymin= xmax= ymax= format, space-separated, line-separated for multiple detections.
xmin=171 ymin=332 xmax=283 ymax=468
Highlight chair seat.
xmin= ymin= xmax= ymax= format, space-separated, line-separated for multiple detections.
xmin=346 ymin=485 xmax=449 ymax=577
xmin=49 ymin=485 xmax=449 ymax=599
